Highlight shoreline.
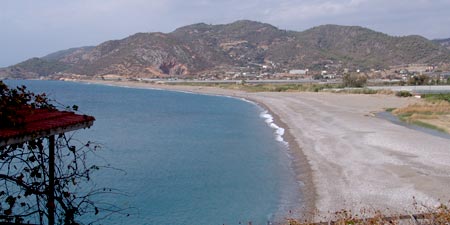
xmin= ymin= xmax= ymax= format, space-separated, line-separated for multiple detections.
xmin=72 ymin=79 xmax=450 ymax=220
xmin=75 ymin=79 xmax=316 ymax=216
xmin=254 ymin=100 xmax=317 ymax=218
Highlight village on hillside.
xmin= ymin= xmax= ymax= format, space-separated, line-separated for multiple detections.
xmin=53 ymin=62 xmax=450 ymax=86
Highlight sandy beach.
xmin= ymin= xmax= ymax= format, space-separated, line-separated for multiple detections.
xmin=80 ymin=80 xmax=450 ymax=218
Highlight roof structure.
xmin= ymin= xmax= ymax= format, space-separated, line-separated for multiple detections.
xmin=0 ymin=108 xmax=95 ymax=147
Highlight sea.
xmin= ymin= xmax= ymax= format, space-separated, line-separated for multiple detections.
xmin=4 ymin=80 xmax=302 ymax=225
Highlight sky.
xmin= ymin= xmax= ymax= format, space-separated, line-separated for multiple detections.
xmin=1 ymin=0 xmax=450 ymax=67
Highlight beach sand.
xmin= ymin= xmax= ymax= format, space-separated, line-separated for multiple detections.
xmin=80 ymin=80 xmax=450 ymax=218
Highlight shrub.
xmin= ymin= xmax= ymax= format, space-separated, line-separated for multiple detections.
xmin=408 ymin=74 xmax=430 ymax=85
xmin=396 ymin=91 xmax=413 ymax=97
xmin=343 ymin=73 xmax=367 ymax=87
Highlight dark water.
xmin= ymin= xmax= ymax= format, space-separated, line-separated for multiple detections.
xmin=5 ymin=80 xmax=302 ymax=225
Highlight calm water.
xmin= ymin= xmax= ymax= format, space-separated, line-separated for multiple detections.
xmin=5 ymin=80 xmax=301 ymax=225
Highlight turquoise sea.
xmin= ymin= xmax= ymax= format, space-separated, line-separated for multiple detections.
xmin=5 ymin=80 xmax=302 ymax=225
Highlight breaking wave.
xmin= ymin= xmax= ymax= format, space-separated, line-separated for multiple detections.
xmin=260 ymin=110 xmax=288 ymax=146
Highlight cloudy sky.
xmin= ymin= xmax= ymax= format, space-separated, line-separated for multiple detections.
xmin=1 ymin=0 xmax=449 ymax=67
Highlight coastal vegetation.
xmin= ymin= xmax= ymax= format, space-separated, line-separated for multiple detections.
xmin=422 ymin=93 xmax=450 ymax=102
xmin=407 ymin=74 xmax=431 ymax=85
xmin=168 ymin=82 xmax=341 ymax=92
xmin=288 ymin=202 xmax=450 ymax=225
xmin=342 ymin=73 xmax=368 ymax=87
xmin=328 ymin=88 xmax=384 ymax=94
xmin=392 ymin=93 xmax=450 ymax=133
xmin=168 ymin=81 xmax=401 ymax=95
xmin=0 ymin=81 xmax=117 ymax=224
xmin=395 ymin=90 xmax=413 ymax=97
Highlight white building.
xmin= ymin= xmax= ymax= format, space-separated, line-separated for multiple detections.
xmin=289 ymin=69 xmax=308 ymax=75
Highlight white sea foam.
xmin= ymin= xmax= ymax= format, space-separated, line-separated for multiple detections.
xmin=238 ymin=97 xmax=258 ymax=106
xmin=260 ymin=110 xmax=288 ymax=146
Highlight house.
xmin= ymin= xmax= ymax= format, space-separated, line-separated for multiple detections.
xmin=101 ymin=74 xmax=122 ymax=81
xmin=289 ymin=69 xmax=308 ymax=75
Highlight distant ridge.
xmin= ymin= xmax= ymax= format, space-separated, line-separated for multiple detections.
xmin=1 ymin=20 xmax=450 ymax=79
xmin=42 ymin=46 xmax=95 ymax=62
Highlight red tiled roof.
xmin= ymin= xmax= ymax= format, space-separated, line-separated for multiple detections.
xmin=0 ymin=108 xmax=95 ymax=147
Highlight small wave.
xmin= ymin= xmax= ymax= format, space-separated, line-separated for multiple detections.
xmin=260 ymin=110 xmax=288 ymax=146
xmin=238 ymin=97 xmax=258 ymax=106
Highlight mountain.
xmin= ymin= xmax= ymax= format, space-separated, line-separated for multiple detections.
xmin=296 ymin=25 xmax=449 ymax=69
xmin=2 ymin=20 xmax=450 ymax=79
xmin=434 ymin=38 xmax=450 ymax=50
xmin=0 ymin=46 xmax=94 ymax=79
xmin=42 ymin=46 xmax=95 ymax=63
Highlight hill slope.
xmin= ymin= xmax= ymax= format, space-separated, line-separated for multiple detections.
xmin=434 ymin=38 xmax=450 ymax=50
xmin=1 ymin=20 xmax=450 ymax=79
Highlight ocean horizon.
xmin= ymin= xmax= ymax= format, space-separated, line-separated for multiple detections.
xmin=4 ymin=80 xmax=302 ymax=225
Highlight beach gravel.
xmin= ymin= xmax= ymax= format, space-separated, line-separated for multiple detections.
xmin=250 ymin=92 xmax=450 ymax=216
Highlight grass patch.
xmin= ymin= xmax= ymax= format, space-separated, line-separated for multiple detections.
xmin=168 ymin=82 xmax=398 ymax=95
xmin=392 ymin=100 xmax=450 ymax=133
xmin=240 ymin=83 xmax=341 ymax=92
xmin=422 ymin=93 xmax=450 ymax=102
xmin=397 ymin=113 xmax=413 ymax=121
xmin=385 ymin=108 xmax=396 ymax=112
xmin=335 ymin=88 xmax=378 ymax=94
xmin=325 ymin=88 xmax=394 ymax=95
xmin=411 ymin=120 xmax=448 ymax=133
xmin=394 ymin=101 xmax=450 ymax=115
xmin=168 ymin=82 xmax=342 ymax=92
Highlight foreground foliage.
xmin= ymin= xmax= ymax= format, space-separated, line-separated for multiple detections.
xmin=0 ymin=81 xmax=118 ymax=224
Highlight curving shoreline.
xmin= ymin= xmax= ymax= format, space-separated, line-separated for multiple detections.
xmin=77 ymin=80 xmax=316 ymax=215
xmin=75 ymin=79 xmax=450 ymax=220
xmin=253 ymin=99 xmax=317 ymax=218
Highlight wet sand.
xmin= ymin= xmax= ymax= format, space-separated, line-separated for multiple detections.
xmin=79 ymin=80 xmax=450 ymax=218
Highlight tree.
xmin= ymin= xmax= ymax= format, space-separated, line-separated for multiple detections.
xmin=0 ymin=81 xmax=118 ymax=224
xmin=342 ymin=73 xmax=367 ymax=87
xmin=407 ymin=74 xmax=430 ymax=85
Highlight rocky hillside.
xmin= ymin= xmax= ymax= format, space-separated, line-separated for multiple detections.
xmin=434 ymin=38 xmax=450 ymax=50
xmin=2 ymin=20 xmax=450 ymax=79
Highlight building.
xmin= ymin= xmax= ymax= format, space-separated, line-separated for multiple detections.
xmin=289 ymin=69 xmax=308 ymax=75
